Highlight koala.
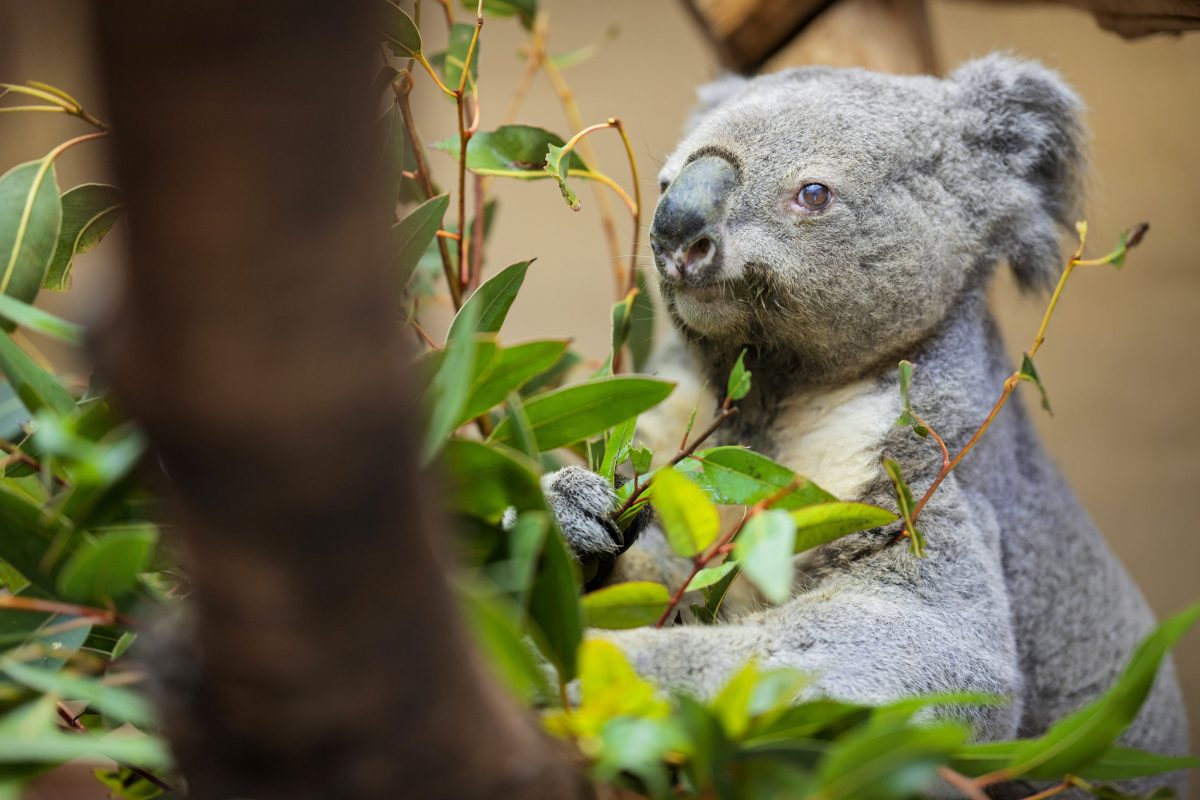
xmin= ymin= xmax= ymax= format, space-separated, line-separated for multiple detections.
xmin=543 ymin=55 xmax=1189 ymax=797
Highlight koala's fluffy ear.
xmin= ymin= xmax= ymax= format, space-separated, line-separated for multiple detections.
xmin=951 ymin=55 xmax=1087 ymax=292
xmin=684 ymin=73 xmax=750 ymax=132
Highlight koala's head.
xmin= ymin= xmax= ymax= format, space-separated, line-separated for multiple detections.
xmin=651 ymin=55 xmax=1085 ymax=383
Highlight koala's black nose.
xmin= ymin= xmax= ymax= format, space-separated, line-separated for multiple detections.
xmin=651 ymin=155 xmax=737 ymax=284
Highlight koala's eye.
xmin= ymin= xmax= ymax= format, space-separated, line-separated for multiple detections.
xmin=797 ymin=183 xmax=832 ymax=211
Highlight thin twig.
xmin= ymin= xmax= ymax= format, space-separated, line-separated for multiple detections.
xmin=56 ymin=704 xmax=174 ymax=792
xmin=904 ymin=223 xmax=1145 ymax=526
xmin=0 ymin=594 xmax=139 ymax=627
xmin=538 ymin=23 xmax=626 ymax=298
xmin=611 ymin=401 xmax=737 ymax=521
xmin=394 ymin=75 xmax=461 ymax=309
xmin=936 ymin=767 xmax=990 ymax=800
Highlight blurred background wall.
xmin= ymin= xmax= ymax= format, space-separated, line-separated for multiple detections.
xmin=1 ymin=0 xmax=1197 ymax=792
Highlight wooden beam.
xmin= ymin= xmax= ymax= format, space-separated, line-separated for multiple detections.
xmin=683 ymin=0 xmax=1198 ymax=74
xmin=682 ymin=0 xmax=835 ymax=72
xmin=764 ymin=0 xmax=936 ymax=74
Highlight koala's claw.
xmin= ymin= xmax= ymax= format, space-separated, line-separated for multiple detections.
xmin=541 ymin=466 xmax=624 ymax=559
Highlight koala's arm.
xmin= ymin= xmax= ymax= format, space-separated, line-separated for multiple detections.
xmin=595 ymin=479 xmax=1025 ymax=741
xmin=544 ymin=328 xmax=715 ymax=587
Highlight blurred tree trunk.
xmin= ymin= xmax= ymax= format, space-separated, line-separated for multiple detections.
xmin=89 ymin=1 xmax=586 ymax=798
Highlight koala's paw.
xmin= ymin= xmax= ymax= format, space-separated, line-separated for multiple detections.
xmin=542 ymin=466 xmax=624 ymax=560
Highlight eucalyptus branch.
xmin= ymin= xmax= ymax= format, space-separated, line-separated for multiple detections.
xmin=611 ymin=396 xmax=738 ymax=521
xmin=394 ymin=74 xmax=461 ymax=309
xmin=536 ymin=23 xmax=627 ymax=299
xmin=0 ymin=594 xmax=139 ymax=627
xmin=0 ymin=83 xmax=111 ymax=132
xmin=56 ymin=703 xmax=175 ymax=792
xmin=454 ymin=1 xmax=484 ymax=295
xmin=654 ymin=477 xmax=800 ymax=628
xmin=899 ymin=222 xmax=1147 ymax=531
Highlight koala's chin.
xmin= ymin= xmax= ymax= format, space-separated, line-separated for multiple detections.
xmin=665 ymin=283 xmax=754 ymax=340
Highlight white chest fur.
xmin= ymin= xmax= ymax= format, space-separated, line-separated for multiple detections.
xmin=771 ymin=379 xmax=898 ymax=500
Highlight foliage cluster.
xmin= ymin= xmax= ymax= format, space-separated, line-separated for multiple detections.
xmin=0 ymin=2 xmax=1192 ymax=798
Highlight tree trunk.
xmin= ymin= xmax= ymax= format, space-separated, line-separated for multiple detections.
xmin=89 ymin=1 xmax=586 ymax=797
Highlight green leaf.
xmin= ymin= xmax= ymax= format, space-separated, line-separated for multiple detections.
xmin=883 ymin=458 xmax=924 ymax=558
xmin=459 ymin=339 xmax=567 ymax=424
xmin=55 ymin=525 xmax=157 ymax=605
xmin=1018 ymin=352 xmax=1053 ymax=414
xmin=463 ymin=0 xmax=537 ymax=29
xmin=527 ymin=526 xmax=582 ymax=681
xmin=630 ymin=444 xmax=652 ymax=474
xmin=0 ymin=294 xmax=82 ymax=344
xmin=727 ymin=348 xmax=751 ymax=402
xmin=693 ymin=563 xmax=740 ymax=624
xmin=441 ymin=23 xmax=480 ymax=90
xmin=790 ymin=502 xmax=898 ymax=553
xmin=382 ymin=0 xmax=422 ymax=57
xmin=1 ymin=658 xmax=156 ymax=727
xmin=894 ymin=360 xmax=929 ymax=437
xmin=421 ymin=304 xmax=484 ymax=463
xmin=1004 ymin=603 xmax=1200 ymax=780
xmin=628 ymin=269 xmax=655 ymax=371
xmin=433 ymin=125 xmax=587 ymax=178
xmin=0 ymin=332 xmax=74 ymax=416
xmin=609 ymin=289 xmax=636 ymax=365
xmin=676 ymin=447 xmax=835 ymax=509
xmin=950 ymin=741 xmax=1200 ymax=782
xmin=651 ymin=467 xmax=720 ymax=557
xmin=500 ymin=392 xmax=539 ymax=462
xmin=459 ymin=586 xmax=550 ymax=705
xmin=0 ymin=481 xmax=71 ymax=595
xmin=733 ymin=510 xmax=795 ymax=603
xmin=816 ymin=719 xmax=968 ymax=800
xmin=0 ymin=158 xmax=62 ymax=309
xmin=544 ymin=142 xmax=580 ymax=210
xmin=447 ymin=260 xmax=531 ymax=341
xmin=441 ymin=439 xmax=543 ymax=521
xmin=392 ymin=193 xmax=449 ymax=289
xmin=582 ymin=581 xmax=669 ymax=629
xmin=490 ymin=375 xmax=674 ymax=452
xmin=686 ymin=561 xmax=736 ymax=592
xmin=598 ymin=415 xmax=636 ymax=484
xmin=711 ymin=660 xmax=761 ymax=739
xmin=380 ymin=104 xmax=423 ymax=207
xmin=42 ymin=184 xmax=121 ymax=292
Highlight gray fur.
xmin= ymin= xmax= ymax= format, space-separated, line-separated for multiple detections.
xmin=542 ymin=55 xmax=1188 ymax=797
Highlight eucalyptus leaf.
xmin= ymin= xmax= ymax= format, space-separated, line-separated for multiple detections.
xmin=1004 ymin=604 xmax=1200 ymax=780
xmin=43 ymin=184 xmax=121 ymax=292
xmin=0 ymin=294 xmax=82 ymax=345
xmin=421 ymin=304 xmax=484 ymax=463
xmin=676 ymin=447 xmax=834 ymax=510
xmin=733 ymin=510 xmax=795 ymax=603
xmin=0 ymin=158 xmax=62 ymax=310
xmin=490 ymin=376 xmax=674 ymax=452
xmin=393 ymin=193 xmax=449 ymax=289
xmin=434 ymin=125 xmax=588 ymax=178
xmin=0 ymin=332 xmax=74 ymax=416
xmin=441 ymin=439 xmax=543 ymax=521
xmin=55 ymin=525 xmax=158 ymax=605
xmin=727 ymin=348 xmax=751 ymax=402
xmin=598 ymin=415 xmax=636 ymax=484
xmin=459 ymin=339 xmax=568 ymax=424
xmin=790 ymin=502 xmax=898 ymax=554
xmin=447 ymin=260 xmax=530 ymax=341
xmin=382 ymin=0 xmax=422 ymax=57
xmin=441 ymin=23 xmax=479 ymax=91
xmin=651 ymin=467 xmax=720 ymax=558
xmin=582 ymin=581 xmax=669 ymax=629
xmin=527 ymin=526 xmax=582 ymax=682
xmin=1018 ymin=352 xmax=1053 ymax=414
